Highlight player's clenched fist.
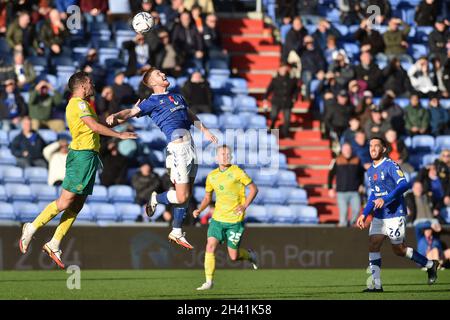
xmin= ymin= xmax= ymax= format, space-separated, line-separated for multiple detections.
xmin=106 ymin=114 xmax=117 ymax=126
xmin=357 ymin=215 xmax=366 ymax=230
xmin=193 ymin=209 xmax=201 ymax=218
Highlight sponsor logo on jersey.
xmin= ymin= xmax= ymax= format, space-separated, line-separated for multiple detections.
xmin=397 ymin=170 xmax=404 ymax=177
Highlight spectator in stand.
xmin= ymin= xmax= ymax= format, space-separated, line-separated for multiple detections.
xmin=28 ymin=79 xmax=65 ymax=132
xmin=323 ymin=35 xmax=340 ymax=66
xmin=184 ymin=0 xmax=214 ymax=14
xmin=171 ymin=10 xmax=204 ymax=70
xmin=353 ymin=18 xmax=385 ymax=56
xmin=54 ymin=0 xmax=78 ymax=20
xmin=191 ymin=5 xmax=204 ymax=34
xmin=97 ymin=86 xmax=120 ymax=123
xmin=408 ymin=57 xmax=439 ymax=97
xmin=431 ymin=57 xmax=448 ymax=97
xmin=0 ymin=78 xmax=27 ymax=130
xmin=6 ymin=11 xmax=42 ymax=57
xmin=39 ymin=8 xmax=69 ymax=57
xmin=12 ymin=50 xmax=35 ymax=91
xmin=316 ymin=71 xmax=341 ymax=100
xmin=354 ymin=90 xmax=373 ymax=126
xmin=80 ymin=48 xmax=106 ymax=91
xmin=417 ymin=163 xmax=450 ymax=213
xmin=0 ymin=1 xmax=10 ymax=35
xmin=379 ymin=90 xmax=405 ymax=135
xmin=43 ymin=138 xmax=69 ymax=186
xmin=348 ymin=80 xmax=364 ymax=108
xmin=263 ymin=64 xmax=298 ymax=138
xmin=99 ymin=138 xmax=128 ymax=187
xmin=123 ymin=33 xmax=153 ymax=77
xmin=433 ymin=149 xmax=450 ymax=205
xmin=414 ymin=221 xmax=450 ymax=268
xmin=300 ymin=35 xmax=326 ymax=100
xmin=131 ymin=162 xmax=162 ymax=206
xmin=428 ymin=18 xmax=450 ymax=64
xmin=312 ymin=19 xmax=341 ymax=53
xmin=415 ymin=0 xmax=439 ymax=26
xmin=351 ymin=130 xmax=371 ymax=170
xmin=276 ymin=0 xmax=297 ymax=19
xmin=364 ymin=104 xmax=391 ymax=140
xmin=164 ymin=0 xmax=185 ymax=30
xmin=0 ymin=58 xmax=15 ymax=85
xmin=341 ymin=116 xmax=361 ymax=144
xmin=354 ymin=51 xmax=383 ymax=96
xmin=10 ymin=116 xmax=47 ymax=168
xmin=444 ymin=47 xmax=450 ymax=94
xmin=324 ymin=90 xmax=354 ymax=140
xmin=80 ymin=0 xmax=108 ymax=32
xmin=382 ymin=57 xmax=412 ymax=97
xmin=383 ymin=17 xmax=412 ymax=63
xmin=181 ymin=71 xmax=213 ymax=114
xmin=282 ymin=16 xmax=308 ymax=63
xmin=112 ymin=70 xmax=138 ymax=106
xmin=406 ymin=181 xmax=439 ymax=224
xmin=338 ymin=0 xmax=363 ymax=25
xmin=203 ymin=14 xmax=225 ymax=58
xmin=404 ymin=93 xmax=430 ymax=135
xmin=156 ymin=29 xmax=182 ymax=77
xmin=329 ymin=50 xmax=355 ymax=92
xmin=385 ymin=129 xmax=414 ymax=173
xmin=297 ymin=0 xmax=319 ymax=15
xmin=428 ymin=96 xmax=449 ymax=136
xmin=131 ymin=0 xmax=153 ymax=15
xmin=328 ymin=143 xmax=364 ymax=227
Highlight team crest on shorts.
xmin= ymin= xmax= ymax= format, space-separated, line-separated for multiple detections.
xmin=76 ymin=184 xmax=83 ymax=191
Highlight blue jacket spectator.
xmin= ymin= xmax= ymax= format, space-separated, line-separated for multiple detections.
xmin=351 ymin=130 xmax=371 ymax=170
xmin=428 ymin=96 xmax=449 ymax=136
xmin=0 ymin=79 xmax=27 ymax=130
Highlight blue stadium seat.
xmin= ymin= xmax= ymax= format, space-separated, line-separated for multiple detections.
xmin=277 ymin=170 xmax=297 ymax=187
xmin=105 ymin=58 xmax=126 ymax=70
xmin=5 ymin=183 xmax=33 ymax=202
xmin=195 ymin=167 xmax=211 ymax=186
xmin=333 ymin=23 xmax=348 ymax=38
xmin=87 ymin=185 xmax=108 ymax=203
xmin=325 ymin=8 xmax=340 ymax=22
xmin=246 ymin=115 xmax=267 ymax=129
xmin=415 ymin=26 xmax=434 ymax=43
xmin=440 ymin=99 xmax=450 ymax=109
xmin=208 ymin=77 xmax=227 ymax=94
xmin=234 ymin=95 xmax=258 ymax=113
xmin=253 ymin=169 xmax=277 ymax=187
xmin=342 ymin=42 xmax=360 ymax=60
xmin=0 ymin=185 xmax=7 ymax=201
xmin=149 ymin=150 xmax=165 ymax=167
xmin=113 ymin=20 xmax=133 ymax=32
xmin=261 ymin=187 xmax=286 ymax=205
xmin=0 ymin=202 xmax=15 ymax=221
xmin=39 ymin=129 xmax=58 ymax=144
xmin=153 ymin=167 xmax=166 ymax=177
xmin=395 ymin=98 xmax=410 ymax=108
xmin=30 ymin=184 xmax=57 ymax=201
xmin=245 ymin=205 xmax=271 ymax=223
xmin=116 ymin=30 xmax=136 ymax=48
xmin=98 ymin=48 xmax=120 ymax=64
xmin=290 ymin=205 xmax=319 ymax=224
xmin=0 ymin=148 xmax=16 ymax=166
xmin=278 ymin=152 xmax=288 ymax=169
xmin=422 ymin=154 xmax=439 ymax=167
xmin=116 ymin=203 xmax=141 ymax=222
xmin=197 ymin=113 xmax=219 ymax=128
xmin=268 ymin=205 xmax=295 ymax=224
xmin=213 ymin=95 xmax=234 ymax=113
xmin=108 ymin=185 xmax=135 ymax=203
xmin=89 ymin=203 xmax=118 ymax=223
xmin=77 ymin=204 xmax=95 ymax=222
xmin=2 ymin=166 xmax=24 ymax=183
xmin=207 ymin=58 xmax=229 ymax=70
xmin=28 ymin=56 xmax=47 ymax=66
xmin=13 ymin=201 xmax=40 ymax=222
xmin=225 ymin=78 xmax=248 ymax=95
xmin=24 ymin=167 xmax=48 ymax=184
xmin=194 ymin=186 xmax=206 ymax=203
xmin=283 ymin=187 xmax=308 ymax=205
xmin=219 ymin=113 xmax=247 ymax=130
xmin=445 ymin=207 xmax=450 ymax=224
xmin=435 ymin=136 xmax=450 ymax=153
xmin=176 ymin=76 xmax=188 ymax=88
xmin=410 ymin=44 xmax=427 ymax=60
xmin=412 ymin=135 xmax=435 ymax=153
xmin=127 ymin=75 xmax=142 ymax=91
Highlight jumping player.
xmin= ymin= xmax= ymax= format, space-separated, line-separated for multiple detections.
xmin=193 ymin=145 xmax=259 ymax=290
xmin=107 ymin=67 xmax=218 ymax=250
xmin=356 ymin=137 xmax=439 ymax=292
xmin=19 ymin=72 xmax=137 ymax=268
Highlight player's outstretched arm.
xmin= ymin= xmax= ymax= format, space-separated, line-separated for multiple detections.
xmin=81 ymin=116 xmax=138 ymax=140
xmin=193 ymin=192 xmax=213 ymax=218
xmin=106 ymin=100 xmax=141 ymax=127
xmin=188 ymin=109 xmax=218 ymax=144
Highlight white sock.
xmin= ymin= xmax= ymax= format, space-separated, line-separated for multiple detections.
xmin=426 ymin=260 xmax=434 ymax=269
xmin=27 ymin=223 xmax=37 ymax=235
xmin=48 ymin=237 xmax=60 ymax=250
xmin=405 ymin=247 xmax=413 ymax=259
xmin=172 ymin=227 xmax=182 ymax=236
xmin=369 ymin=252 xmax=382 ymax=289
xmin=167 ymin=190 xmax=181 ymax=204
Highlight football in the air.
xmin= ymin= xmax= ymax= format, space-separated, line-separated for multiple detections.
xmin=132 ymin=12 xmax=154 ymax=33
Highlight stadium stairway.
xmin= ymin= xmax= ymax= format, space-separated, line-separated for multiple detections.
xmin=219 ymin=15 xmax=338 ymax=223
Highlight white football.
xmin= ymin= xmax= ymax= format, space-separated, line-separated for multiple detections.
xmin=132 ymin=12 xmax=154 ymax=33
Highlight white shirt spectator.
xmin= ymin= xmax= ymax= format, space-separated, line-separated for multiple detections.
xmin=408 ymin=60 xmax=438 ymax=95
xmin=43 ymin=140 xmax=68 ymax=185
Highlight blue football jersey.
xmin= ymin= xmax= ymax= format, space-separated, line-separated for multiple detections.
xmin=367 ymin=158 xmax=407 ymax=219
xmin=137 ymin=92 xmax=193 ymax=142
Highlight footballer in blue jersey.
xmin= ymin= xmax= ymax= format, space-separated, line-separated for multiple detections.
xmin=107 ymin=67 xmax=218 ymax=250
xmin=357 ymin=137 xmax=439 ymax=292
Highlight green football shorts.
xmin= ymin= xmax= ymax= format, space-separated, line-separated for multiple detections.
xmin=207 ymin=218 xmax=245 ymax=250
xmin=62 ymin=149 xmax=100 ymax=195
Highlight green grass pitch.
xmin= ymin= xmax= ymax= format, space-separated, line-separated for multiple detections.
xmin=0 ymin=269 xmax=449 ymax=300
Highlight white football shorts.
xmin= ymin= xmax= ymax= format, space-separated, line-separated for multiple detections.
xmin=369 ymin=216 xmax=406 ymax=245
xmin=165 ymin=139 xmax=198 ymax=184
